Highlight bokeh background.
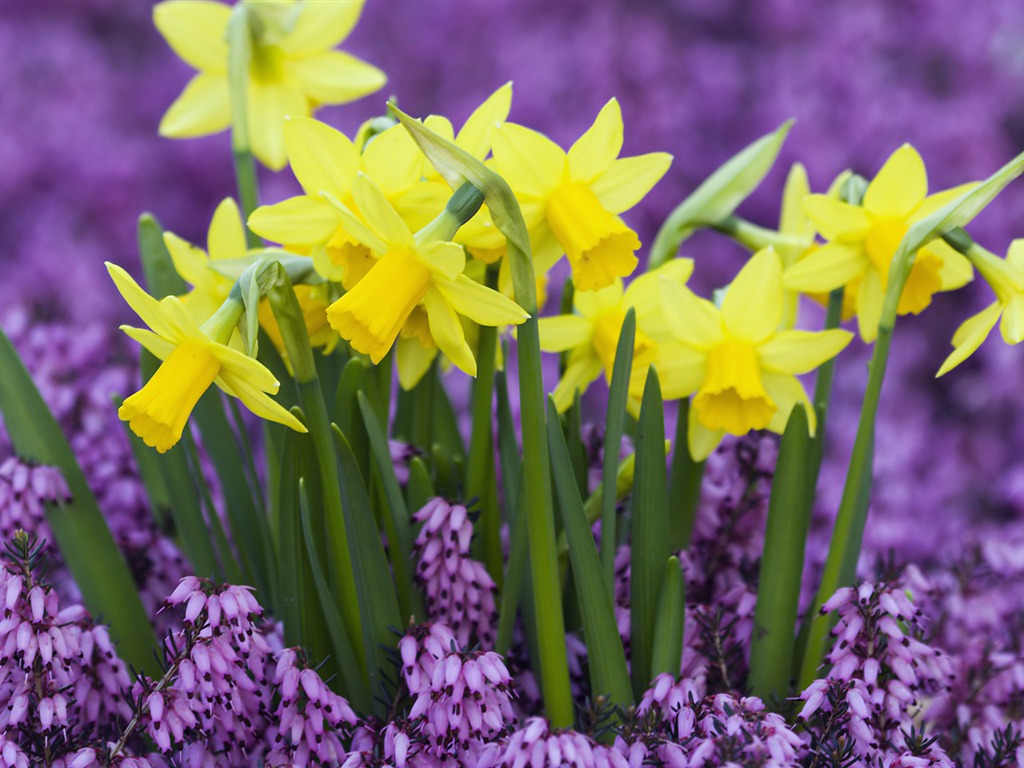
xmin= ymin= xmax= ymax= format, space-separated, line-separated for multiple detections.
xmin=3 ymin=0 xmax=1024 ymax=569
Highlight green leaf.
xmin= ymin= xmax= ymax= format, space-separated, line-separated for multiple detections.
xmin=667 ymin=399 xmax=705 ymax=552
xmin=406 ymin=456 xmax=435 ymax=514
xmin=649 ymin=120 xmax=793 ymax=268
xmin=357 ymin=391 xmax=423 ymax=622
xmin=0 ymin=332 xmax=157 ymax=673
xmin=137 ymin=214 xmax=187 ymax=296
xmin=332 ymin=425 xmax=403 ymax=713
xmin=749 ymin=404 xmax=811 ymax=702
xmin=650 ymin=557 xmax=685 ymax=679
xmin=546 ymin=399 xmax=633 ymax=710
xmin=299 ymin=479 xmax=372 ymax=711
xmin=630 ymin=368 xmax=669 ymax=697
xmin=495 ymin=367 xmax=521 ymax=523
xmin=601 ymin=309 xmax=636 ymax=588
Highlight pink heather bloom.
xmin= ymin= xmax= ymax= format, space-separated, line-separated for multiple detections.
xmin=413 ymin=498 xmax=498 ymax=648
xmin=496 ymin=717 xmax=631 ymax=768
xmin=0 ymin=457 xmax=69 ymax=551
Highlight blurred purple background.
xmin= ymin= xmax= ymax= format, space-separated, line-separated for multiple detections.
xmin=3 ymin=0 xmax=1024 ymax=568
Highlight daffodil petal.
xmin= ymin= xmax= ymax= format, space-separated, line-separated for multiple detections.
xmin=573 ymin=281 xmax=623 ymax=319
xmin=856 ymin=269 xmax=885 ymax=343
xmin=928 ymin=240 xmax=973 ymax=290
xmin=761 ymin=372 xmax=815 ymax=435
xmin=208 ymin=198 xmax=247 ymax=260
xmin=758 ymin=329 xmax=852 ymax=374
xmin=213 ymin=341 xmax=281 ymax=392
xmin=435 ymin=274 xmax=529 ymax=326
xmin=552 ymin=358 xmax=603 ymax=413
xmin=910 ymin=182 xmax=978 ymax=221
xmin=320 ymin=190 xmax=390 ymax=254
xmin=863 ymin=144 xmax=927 ymax=218
xmin=1007 ymin=239 xmax=1024 ymax=274
xmin=419 ymin=242 xmax=466 ymax=281
xmin=159 ymin=72 xmax=231 ymax=138
xmin=248 ymin=196 xmax=339 ymax=246
xmin=659 ymin=281 xmax=722 ymax=349
xmin=107 ymin=263 xmax=180 ymax=341
xmin=492 ymin=123 xmax=567 ymax=198
xmin=153 ymin=0 xmax=230 ymax=74
xmin=783 ymin=242 xmax=866 ymax=293
xmin=653 ymin=342 xmax=706 ymax=400
xmin=361 ymin=124 xmax=431 ymax=197
xmin=287 ymin=52 xmax=386 ymax=107
xmin=390 ymin=182 xmax=450 ymax=232
xmin=397 ymin=337 xmax=438 ymax=390
xmin=164 ymin=233 xmax=211 ymax=288
xmin=280 ymin=0 xmax=364 ymax=53
xmin=120 ymin=326 xmax=177 ymax=362
xmin=159 ymin=295 xmax=204 ymax=339
xmin=780 ymin=162 xmax=810 ymax=234
xmin=1001 ymin=294 xmax=1024 ymax=345
xmin=590 ymin=152 xmax=673 ymax=214
xmin=424 ymin=290 xmax=476 ymax=376
xmin=687 ymin=403 xmax=725 ymax=462
xmin=284 ymin=117 xmax=359 ymax=199
xmin=626 ymin=259 xmax=694 ymax=338
xmin=217 ymin=372 xmax=306 ymax=432
xmin=722 ymin=248 xmax=784 ymax=344
xmin=568 ymin=99 xmax=623 ymax=183
xmin=249 ymin=82 xmax=309 ymax=171
xmin=538 ymin=315 xmax=592 ymax=352
xmin=803 ymin=195 xmax=871 ymax=242
xmin=937 ymin=301 xmax=1001 ymax=376
xmin=456 ymin=82 xmax=513 ymax=159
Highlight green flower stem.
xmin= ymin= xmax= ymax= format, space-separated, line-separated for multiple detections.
xmin=668 ymin=399 xmax=705 ymax=552
xmin=711 ymin=215 xmax=807 ymax=253
xmin=467 ymin=264 xmax=503 ymax=586
xmin=808 ymin=288 xmax=844 ymax=488
xmin=266 ymin=274 xmax=363 ymax=665
xmin=226 ymin=4 xmax=262 ymax=248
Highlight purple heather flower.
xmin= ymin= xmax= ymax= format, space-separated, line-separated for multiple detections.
xmin=0 ymin=458 xmax=69 ymax=548
xmin=493 ymin=717 xmax=631 ymax=768
xmin=413 ymin=498 xmax=499 ymax=648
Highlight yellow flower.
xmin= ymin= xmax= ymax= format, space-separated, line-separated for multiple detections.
xmin=783 ymin=144 xmax=975 ymax=341
xmin=107 ymin=263 xmax=306 ymax=453
xmin=937 ymin=239 xmax=1024 ymax=376
xmin=491 ymin=99 xmax=672 ymax=291
xmin=248 ymin=118 xmax=450 ymax=288
xmin=322 ymin=174 xmax=529 ymax=376
xmin=164 ymin=198 xmax=248 ymax=323
xmin=154 ymin=0 xmax=386 ymax=170
xmin=659 ymin=248 xmax=852 ymax=460
xmin=539 ymin=260 xmax=693 ymax=411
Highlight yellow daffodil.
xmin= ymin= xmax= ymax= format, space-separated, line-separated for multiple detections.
xmin=322 ymin=173 xmax=529 ymax=377
xmin=164 ymin=198 xmax=248 ymax=323
xmin=659 ymin=248 xmax=852 ymax=460
xmin=783 ymin=144 xmax=974 ymax=342
xmin=491 ymin=99 xmax=672 ymax=291
xmin=155 ymin=0 xmax=386 ymax=170
xmin=937 ymin=239 xmax=1024 ymax=376
xmin=248 ymin=119 xmax=449 ymax=288
xmin=539 ymin=260 xmax=694 ymax=411
xmin=107 ymin=263 xmax=306 ymax=453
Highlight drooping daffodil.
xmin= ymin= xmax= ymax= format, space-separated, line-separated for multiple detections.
xmin=154 ymin=0 xmax=386 ymax=170
xmin=539 ymin=259 xmax=694 ymax=412
xmin=783 ymin=144 xmax=975 ymax=342
xmin=491 ymin=99 xmax=672 ymax=291
xmin=248 ymin=118 xmax=450 ymax=289
xmin=322 ymin=173 xmax=529 ymax=378
xmin=937 ymin=239 xmax=1024 ymax=376
xmin=658 ymin=248 xmax=852 ymax=461
xmin=107 ymin=263 xmax=306 ymax=453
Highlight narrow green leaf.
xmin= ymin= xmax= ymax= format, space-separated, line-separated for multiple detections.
xmin=332 ymin=425 xmax=403 ymax=713
xmin=496 ymin=466 xmax=526 ymax=657
xmin=667 ymin=399 xmax=705 ymax=552
xmin=495 ymin=367 xmax=521 ymax=524
xmin=630 ymin=368 xmax=669 ymax=697
xmin=650 ymin=557 xmax=685 ymax=679
xmin=601 ymin=309 xmax=636 ymax=588
xmin=333 ymin=357 xmax=373 ymax=479
xmin=547 ymin=399 xmax=633 ymax=710
xmin=0 ymin=332 xmax=157 ymax=673
xmin=749 ymin=404 xmax=811 ymax=702
xmin=299 ymin=480 xmax=372 ymax=711
xmin=406 ymin=457 xmax=435 ymax=514
xmin=358 ymin=391 xmax=423 ymax=623
xmin=649 ymin=120 xmax=793 ymax=268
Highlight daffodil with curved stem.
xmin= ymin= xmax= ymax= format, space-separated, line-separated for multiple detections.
xmin=155 ymin=0 xmax=386 ymax=170
xmin=322 ymin=173 xmax=529 ymax=378
xmin=937 ymin=235 xmax=1024 ymax=376
xmin=658 ymin=248 xmax=852 ymax=460
xmin=783 ymin=144 xmax=975 ymax=341
xmin=491 ymin=99 xmax=672 ymax=291
xmin=539 ymin=260 xmax=693 ymax=412
xmin=108 ymin=263 xmax=306 ymax=454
